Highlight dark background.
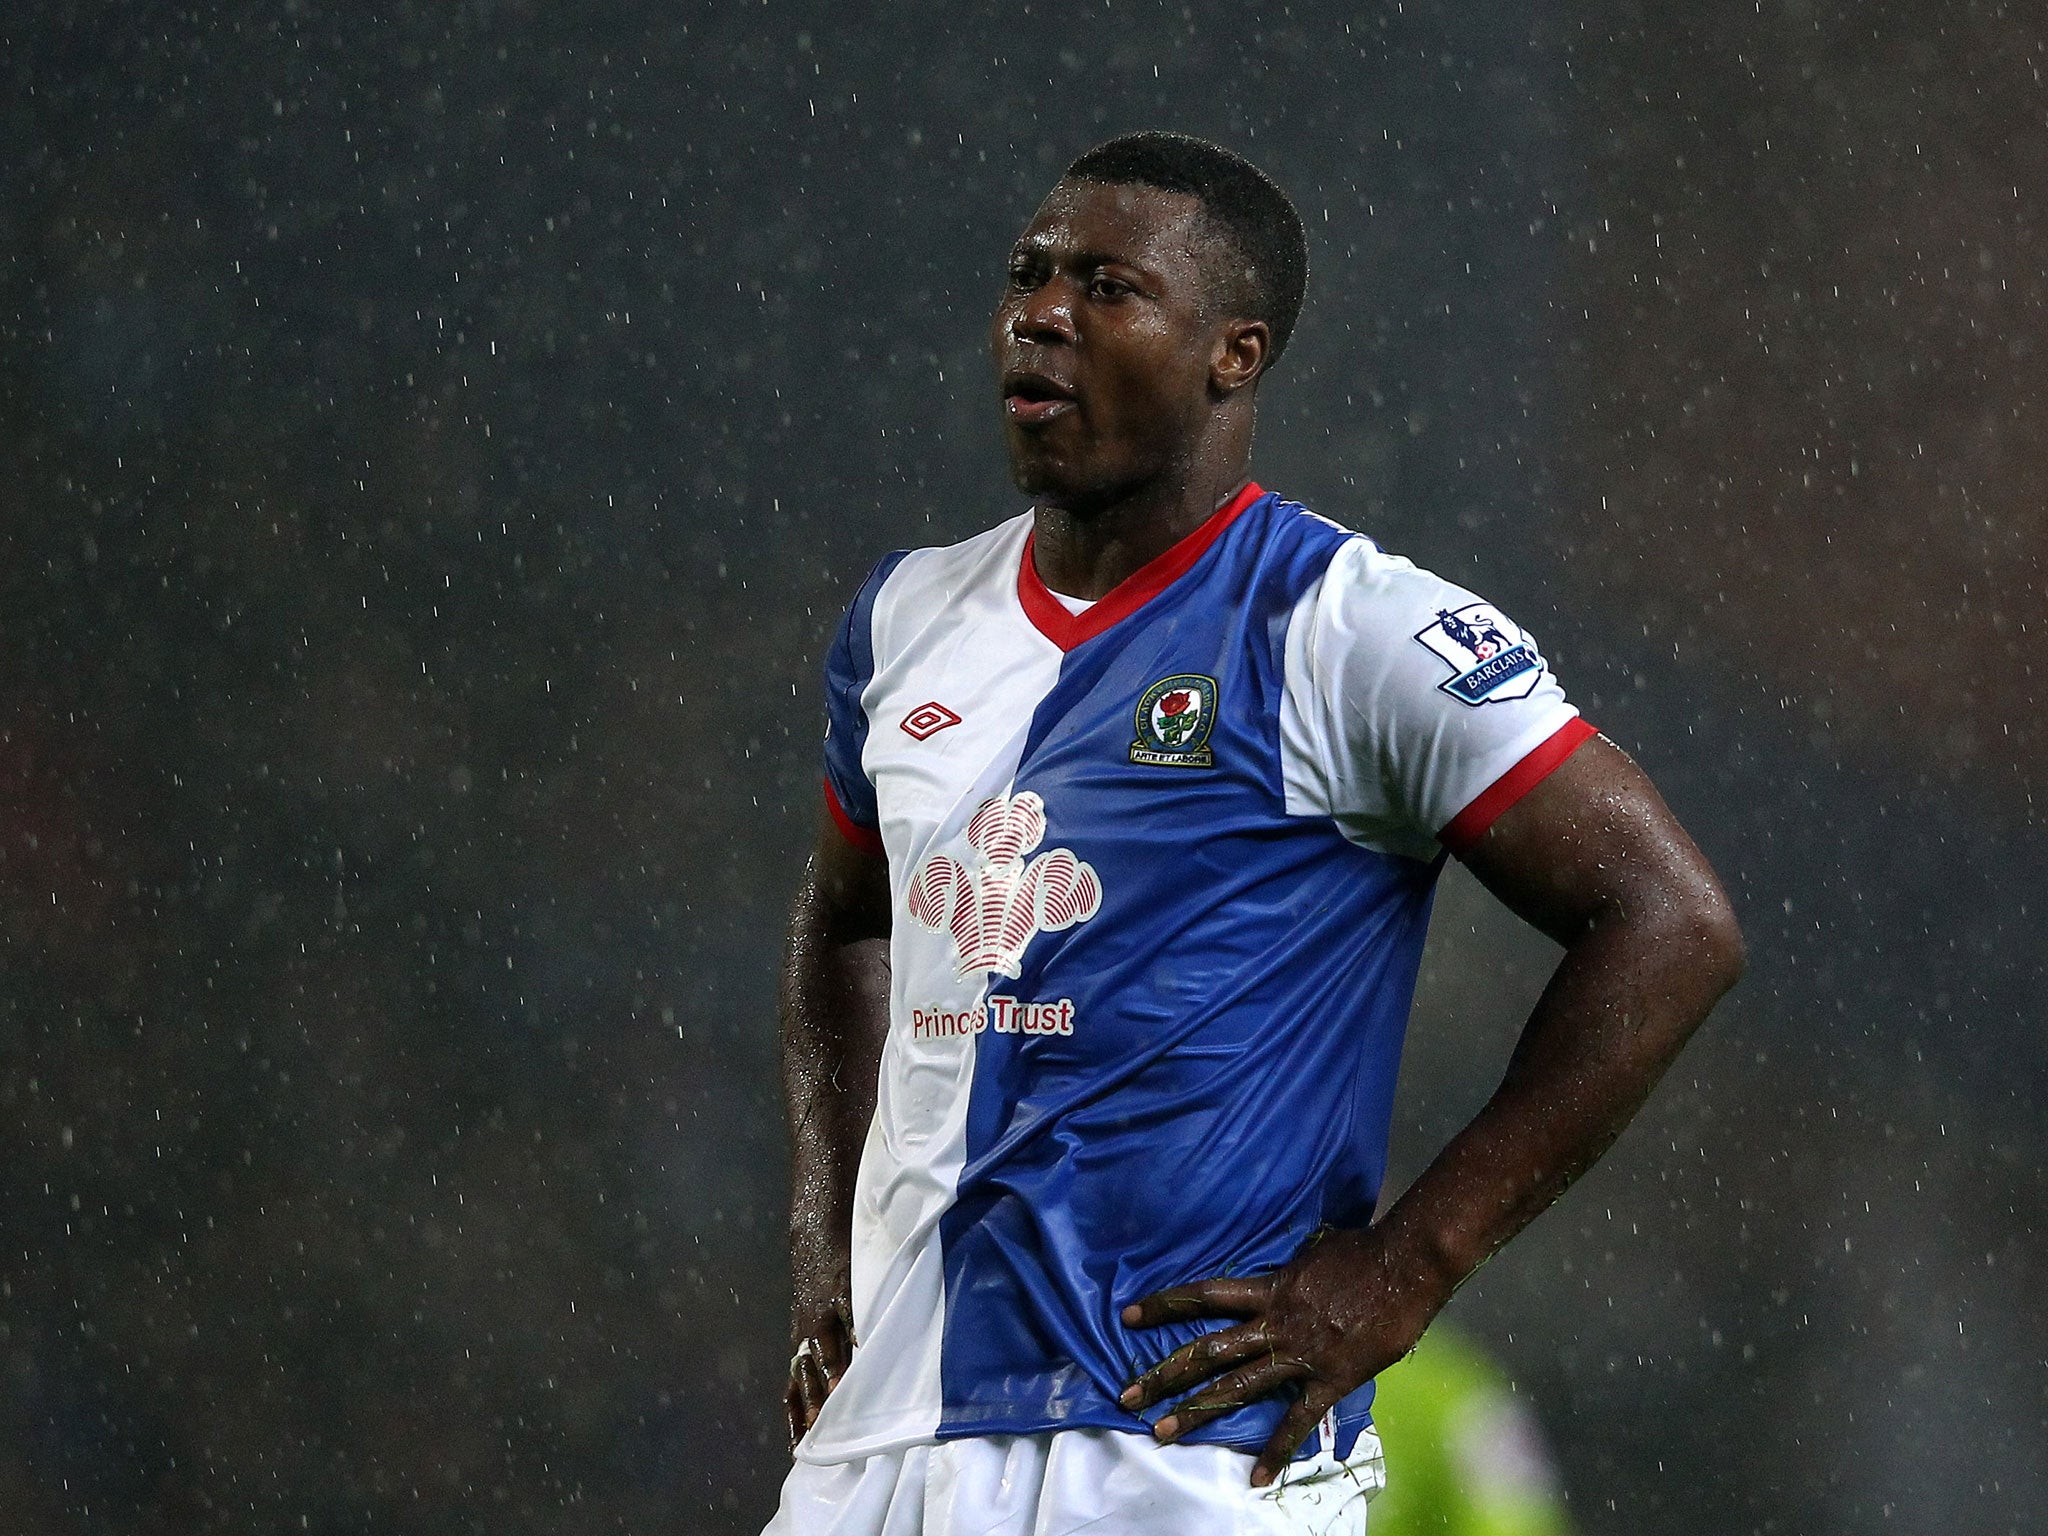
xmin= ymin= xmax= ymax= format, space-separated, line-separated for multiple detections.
xmin=3 ymin=2 xmax=2043 ymax=1532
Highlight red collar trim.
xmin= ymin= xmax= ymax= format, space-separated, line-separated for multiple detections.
xmin=1017 ymin=482 xmax=1265 ymax=652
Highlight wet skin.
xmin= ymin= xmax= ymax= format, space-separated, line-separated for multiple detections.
xmin=779 ymin=178 xmax=1746 ymax=1486
xmin=1114 ymin=735 xmax=1744 ymax=1484
xmin=787 ymin=182 xmax=1275 ymax=1437
xmin=989 ymin=177 xmax=1270 ymax=601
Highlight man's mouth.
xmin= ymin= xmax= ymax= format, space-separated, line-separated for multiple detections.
xmin=1002 ymin=370 xmax=1078 ymax=426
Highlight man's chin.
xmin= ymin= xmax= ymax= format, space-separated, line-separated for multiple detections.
xmin=1007 ymin=455 xmax=1067 ymax=501
xmin=1008 ymin=452 xmax=1108 ymax=513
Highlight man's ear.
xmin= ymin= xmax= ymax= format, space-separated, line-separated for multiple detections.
xmin=1211 ymin=319 xmax=1271 ymax=397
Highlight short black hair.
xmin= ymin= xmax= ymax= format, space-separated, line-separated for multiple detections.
xmin=1064 ymin=131 xmax=1308 ymax=361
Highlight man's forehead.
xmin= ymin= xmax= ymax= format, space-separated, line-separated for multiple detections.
xmin=1012 ymin=178 xmax=1208 ymax=265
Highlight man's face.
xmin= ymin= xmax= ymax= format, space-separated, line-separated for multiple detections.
xmin=990 ymin=179 xmax=1226 ymax=509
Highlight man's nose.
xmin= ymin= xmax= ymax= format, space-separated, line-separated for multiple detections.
xmin=1010 ymin=278 xmax=1078 ymax=344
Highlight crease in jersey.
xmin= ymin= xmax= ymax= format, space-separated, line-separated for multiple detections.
xmin=813 ymin=489 xmax=1592 ymax=1473
xmin=934 ymin=494 xmax=1394 ymax=1462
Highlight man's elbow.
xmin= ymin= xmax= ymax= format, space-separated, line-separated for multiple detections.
xmin=1708 ymin=906 xmax=1748 ymax=996
xmin=1683 ymin=882 xmax=1747 ymax=1002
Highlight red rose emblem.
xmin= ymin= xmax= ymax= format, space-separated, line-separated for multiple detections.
xmin=1159 ymin=690 xmax=1194 ymax=717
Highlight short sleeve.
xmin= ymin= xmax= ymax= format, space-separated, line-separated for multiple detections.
xmin=1279 ymin=538 xmax=1593 ymax=861
xmin=820 ymin=552 xmax=906 ymax=856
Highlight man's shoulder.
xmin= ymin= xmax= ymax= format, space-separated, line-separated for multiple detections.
xmin=1258 ymin=488 xmax=1361 ymax=545
xmin=934 ymin=506 xmax=1038 ymax=555
xmin=1260 ymin=497 xmax=1556 ymax=696
xmin=857 ymin=508 xmax=1034 ymax=603
xmin=839 ymin=510 xmax=1036 ymax=665
xmin=1251 ymin=491 xmax=1452 ymax=603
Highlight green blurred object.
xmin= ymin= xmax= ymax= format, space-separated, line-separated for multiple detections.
xmin=1366 ymin=1325 xmax=1572 ymax=1536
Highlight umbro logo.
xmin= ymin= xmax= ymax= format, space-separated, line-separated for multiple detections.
xmin=901 ymin=701 xmax=962 ymax=740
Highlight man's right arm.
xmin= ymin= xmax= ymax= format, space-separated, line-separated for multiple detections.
xmin=779 ymin=815 xmax=892 ymax=1448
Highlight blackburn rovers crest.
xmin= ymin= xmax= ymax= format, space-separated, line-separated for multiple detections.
xmin=1415 ymin=604 xmax=1544 ymax=705
xmin=906 ymin=791 xmax=1102 ymax=982
xmin=1130 ymin=674 xmax=1218 ymax=768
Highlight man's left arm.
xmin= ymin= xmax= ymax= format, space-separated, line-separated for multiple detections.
xmin=1119 ymin=733 xmax=1746 ymax=1485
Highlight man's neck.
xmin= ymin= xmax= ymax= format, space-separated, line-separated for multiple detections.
xmin=1030 ymin=464 xmax=1253 ymax=602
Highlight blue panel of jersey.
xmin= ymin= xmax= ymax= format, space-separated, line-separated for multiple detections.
xmin=821 ymin=550 xmax=908 ymax=832
xmin=934 ymin=495 xmax=1440 ymax=1461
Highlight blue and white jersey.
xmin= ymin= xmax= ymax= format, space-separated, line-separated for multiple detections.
xmin=807 ymin=484 xmax=1592 ymax=1467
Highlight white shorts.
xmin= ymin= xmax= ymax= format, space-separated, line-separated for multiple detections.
xmin=762 ymin=1426 xmax=1384 ymax=1536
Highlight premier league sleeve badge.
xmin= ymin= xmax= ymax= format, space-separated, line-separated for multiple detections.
xmin=1413 ymin=604 xmax=1545 ymax=705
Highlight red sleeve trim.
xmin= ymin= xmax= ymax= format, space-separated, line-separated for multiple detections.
xmin=823 ymin=778 xmax=885 ymax=858
xmin=1439 ymin=717 xmax=1598 ymax=856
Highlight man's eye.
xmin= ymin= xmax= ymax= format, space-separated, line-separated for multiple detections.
xmin=1007 ymin=265 xmax=1039 ymax=290
xmin=1089 ymin=276 xmax=1130 ymax=298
